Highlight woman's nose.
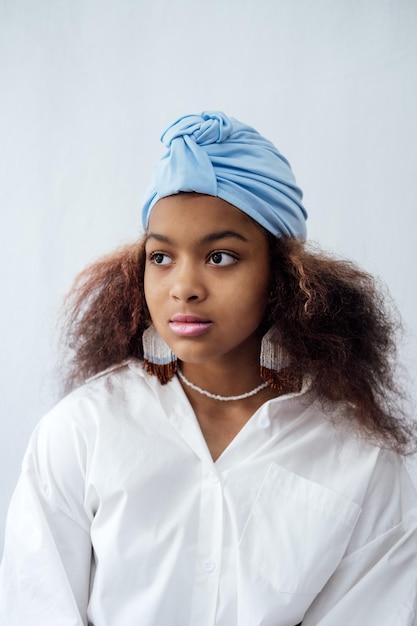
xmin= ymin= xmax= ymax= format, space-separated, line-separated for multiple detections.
xmin=169 ymin=263 xmax=206 ymax=302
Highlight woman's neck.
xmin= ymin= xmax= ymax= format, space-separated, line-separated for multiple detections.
xmin=179 ymin=358 xmax=266 ymax=400
xmin=176 ymin=360 xmax=282 ymax=462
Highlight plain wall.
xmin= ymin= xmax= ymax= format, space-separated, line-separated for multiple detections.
xmin=1 ymin=0 xmax=417 ymax=549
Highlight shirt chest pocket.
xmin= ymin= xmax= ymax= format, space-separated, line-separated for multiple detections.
xmin=238 ymin=462 xmax=361 ymax=596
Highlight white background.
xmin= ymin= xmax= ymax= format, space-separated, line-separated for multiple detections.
xmin=1 ymin=0 xmax=417 ymax=549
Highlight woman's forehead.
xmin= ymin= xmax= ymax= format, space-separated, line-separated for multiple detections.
xmin=148 ymin=193 xmax=266 ymax=236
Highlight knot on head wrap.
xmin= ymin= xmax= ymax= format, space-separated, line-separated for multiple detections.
xmin=141 ymin=111 xmax=307 ymax=238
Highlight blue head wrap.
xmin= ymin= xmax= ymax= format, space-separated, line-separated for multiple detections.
xmin=141 ymin=111 xmax=307 ymax=238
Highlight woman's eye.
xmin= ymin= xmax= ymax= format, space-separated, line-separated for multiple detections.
xmin=149 ymin=252 xmax=171 ymax=265
xmin=208 ymin=251 xmax=237 ymax=266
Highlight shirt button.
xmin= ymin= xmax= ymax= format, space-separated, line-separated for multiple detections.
xmin=208 ymin=472 xmax=219 ymax=484
xmin=202 ymin=559 xmax=216 ymax=573
xmin=258 ymin=415 xmax=271 ymax=429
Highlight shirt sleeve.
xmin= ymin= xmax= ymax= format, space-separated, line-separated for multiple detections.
xmin=0 ymin=406 xmax=93 ymax=626
xmin=301 ymin=452 xmax=417 ymax=625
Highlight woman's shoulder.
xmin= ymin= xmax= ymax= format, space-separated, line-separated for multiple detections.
xmin=63 ymin=357 xmax=150 ymax=403
xmin=278 ymin=390 xmax=411 ymax=486
xmin=81 ymin=356 xmax=147 ymax=392
xmin=22 ymin=359 xmax=166 ymax=481
xmin=32 ymin=359 xmax=158 ymax=441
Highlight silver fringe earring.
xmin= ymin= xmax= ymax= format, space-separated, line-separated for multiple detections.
xmin=142 ymin=324 xmax=177 ymax=384
xmin=260 ymin=325 xmax=297 ymax=392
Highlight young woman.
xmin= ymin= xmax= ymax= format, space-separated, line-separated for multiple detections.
xmin=1 ymin=111 xmax=416 ymax=625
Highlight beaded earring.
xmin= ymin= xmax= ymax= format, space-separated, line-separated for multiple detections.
xmin=260 ymin=325 xmax=297 ymax=392
xmin=142 ymin=324 xmax=177 ymax=384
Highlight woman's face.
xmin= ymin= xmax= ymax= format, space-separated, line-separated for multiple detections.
xmin=144 ymin=193 xmax=271 ymax=368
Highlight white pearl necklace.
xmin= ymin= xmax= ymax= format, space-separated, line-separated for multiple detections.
xmin=177 ymin=369 xmax=268 ymax=402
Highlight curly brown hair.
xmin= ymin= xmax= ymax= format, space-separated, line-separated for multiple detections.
xmin=61 ymin=234 xmax=415 ymax=455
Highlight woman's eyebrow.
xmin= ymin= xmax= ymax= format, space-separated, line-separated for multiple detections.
xmin=145 ymin=231 xmax=249 ymax=245
xmin=199 ymin=230 xmax=249 ymax=244
xmin=145 ymin=233 xmax=172 ymax=244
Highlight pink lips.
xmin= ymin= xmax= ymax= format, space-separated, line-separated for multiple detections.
xmin=169 ymin=314 xmax=213 ymax=337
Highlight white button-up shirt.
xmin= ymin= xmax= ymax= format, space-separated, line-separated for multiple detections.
xmin=1 ymin=359 xmax=416 ymax=625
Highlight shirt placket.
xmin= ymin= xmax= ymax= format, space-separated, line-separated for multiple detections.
xmin=189 ymin=464 xmax=224 ymax=625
